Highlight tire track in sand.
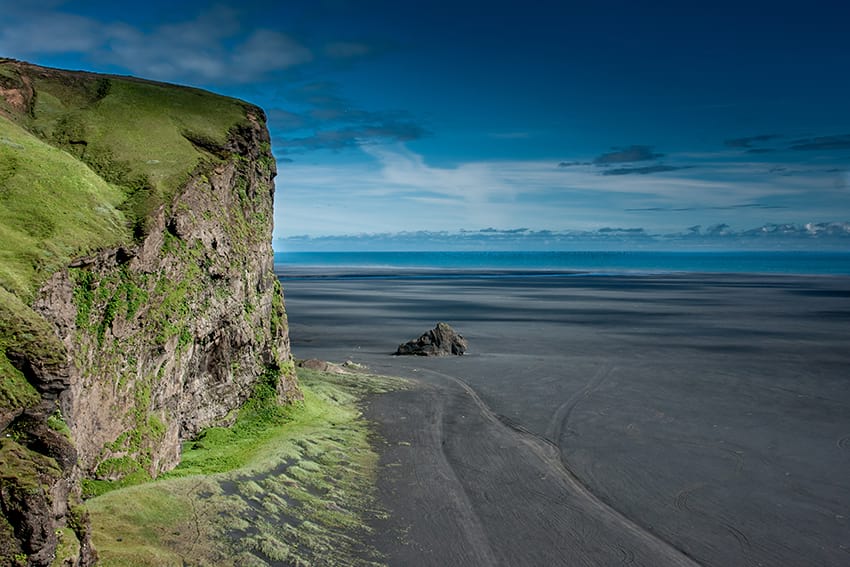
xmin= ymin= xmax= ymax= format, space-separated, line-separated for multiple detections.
xmin=545 ymin=364 xmax=614 ymax=444
xmin=428 ymin=392 xmax=500 ymax=565
xmin=414 ymin=366 xmax=702 ymax=567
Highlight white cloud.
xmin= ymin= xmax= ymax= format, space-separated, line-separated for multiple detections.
xmin=0 ymin=9 xmax=102 ymax=54
xmin=0 ymin=5 xmax=312 ymax=84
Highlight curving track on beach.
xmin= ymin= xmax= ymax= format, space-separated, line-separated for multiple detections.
xmin=366 ymin=362 xmax=701 ymax=566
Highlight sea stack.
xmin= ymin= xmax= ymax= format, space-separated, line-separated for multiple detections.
xmin=396 ymin=322 xmax=468 ymax=356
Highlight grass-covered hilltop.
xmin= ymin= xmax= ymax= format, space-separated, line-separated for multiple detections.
xmin=0 ymin=58 xmax=302 ymax=566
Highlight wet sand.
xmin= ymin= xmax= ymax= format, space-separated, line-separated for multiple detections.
xmin=279 ymin=271 xmax=850 ymax=566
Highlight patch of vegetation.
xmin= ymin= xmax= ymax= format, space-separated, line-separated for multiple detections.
xmin=46 ymin=409 xmax=72 ymax=439
xmin=49 ymin=527 xmax=81 ymax=567
xmin=82 ymin=468 xmax=153 ymax=500
xmin=69 ymin=268 xmax=95 ymax=329
xmin=0 ymin=351 xmax=39 ymax=413
xmin=70 ymin=266 xmax=150 ymax=346
xmin=0 ymin=117 xmax=128 ymax=303
xmin=0 ymin=438 xmax=62 ymax=492
xmin=87 ymin=367 xmax=408 ymax=566
xmin=0 ymin=288 xmax=67 ymax=414
xmin=269 ymin=279 xmax=285 ymax=338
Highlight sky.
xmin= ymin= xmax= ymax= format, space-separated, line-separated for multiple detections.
xmin=1 ymin=0 xmax=850 ymax=250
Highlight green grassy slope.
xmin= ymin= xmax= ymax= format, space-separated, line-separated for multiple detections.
xmin=1 ymin=60 xmax=252 ymax=238
xmin=0 ymin=117 xmax=127 ymax=301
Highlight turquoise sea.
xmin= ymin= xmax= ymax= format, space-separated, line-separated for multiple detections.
xmin=274 ymin=251 xmax=850 ymax=276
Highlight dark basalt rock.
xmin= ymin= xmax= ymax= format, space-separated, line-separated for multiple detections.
xmin=396 ymin=322 xmax=468 ymax=356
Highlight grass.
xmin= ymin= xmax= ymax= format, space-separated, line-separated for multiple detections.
xmin=87 ymin=367 xmax=407 ymax=567
xmin=0 ymin=117 xmax=128 ymax=302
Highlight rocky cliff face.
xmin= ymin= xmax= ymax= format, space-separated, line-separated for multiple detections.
xmin=36 ymin=116 xmax=299 ymax=479
xmin=0 ymin=60 xmax=298 ymax=566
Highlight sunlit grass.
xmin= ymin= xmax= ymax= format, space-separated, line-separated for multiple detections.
xmin=0 ymin=117 xmax=128 ymax=301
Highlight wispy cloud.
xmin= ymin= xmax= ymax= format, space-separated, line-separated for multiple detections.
xmin=602 ymin=164 xmax=690 ymax=176
xmin=565 ymin=144 xmax=692 ymax=177
xmin=724 ymin=134 xmax=782 ymax=148
xmin=626 ymin=203 xmax=788 ymax=212
xmin=276 ymin=222 xmax=850 ymax=251
xmin=789 ymin=134 xmax=850 ymax=151
xmin=324 ymin=41 xmax=372 ymax=59
xmin=593 ymin=145 xmax=663 ymax=164
xmin=274 ymin=144 xmax=845 ymax=237
xmin=275 ymin=120 xmax=427 ymax=151
xmin=274 ymin=82 xmax=429 ymax=152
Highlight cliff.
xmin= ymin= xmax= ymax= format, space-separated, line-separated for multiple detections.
xmin=0 ymin=59 xmax=298 ymax=566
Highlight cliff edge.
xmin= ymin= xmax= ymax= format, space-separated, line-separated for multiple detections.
xmin=0 ymin=59 xmax=298 ymax=566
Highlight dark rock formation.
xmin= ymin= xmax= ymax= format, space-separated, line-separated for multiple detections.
xmin=396 ymin=322 xmax=468 ymax=356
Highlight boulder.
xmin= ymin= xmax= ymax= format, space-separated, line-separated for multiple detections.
xmin=395 ymin=322 xmax=468 ymax=356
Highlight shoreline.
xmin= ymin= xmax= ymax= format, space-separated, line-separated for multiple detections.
xmin=283 ymin=271 xmax=850 ymax=566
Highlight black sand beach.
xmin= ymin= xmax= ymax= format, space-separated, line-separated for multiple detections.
xmin=279 ymin=271 xmax=850 ymax=566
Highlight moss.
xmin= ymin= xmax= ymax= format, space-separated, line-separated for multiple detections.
xmin=95 ymin=456 xmax=143 ymax=479
xmin=147 ymin=415 xmax=166 ymax=440
xmin=269 ymin=279 xmax=285 ymax=337
xmin=0 ymin=288 xmax=65 ymax=413
xmin=0 ymin=351 xmax=40 ymax=412
xmin=115 ymin=268 xmax=148 ymax=320
xmin=0 ymin=438 xmax=62 ymax=491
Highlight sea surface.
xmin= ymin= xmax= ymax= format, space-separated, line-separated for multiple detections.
xmin=275 ymin=250 xmax=850 ymax=276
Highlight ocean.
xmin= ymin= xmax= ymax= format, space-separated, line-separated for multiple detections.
xmin=274 ymin=250 xmax=850 ymax=276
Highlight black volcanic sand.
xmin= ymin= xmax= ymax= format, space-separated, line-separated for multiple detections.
xmin=279 ymin=272 xmax=850 ymax=566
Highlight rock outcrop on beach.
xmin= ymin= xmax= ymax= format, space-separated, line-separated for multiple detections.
xmin=0 ymin=59 xmax=298 ymax=565
xmin=396 ymin=322 xmax=468 ymax=356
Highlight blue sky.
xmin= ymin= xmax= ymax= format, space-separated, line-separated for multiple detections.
xmin=2 ymin=0 xmax=849 ymax=249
